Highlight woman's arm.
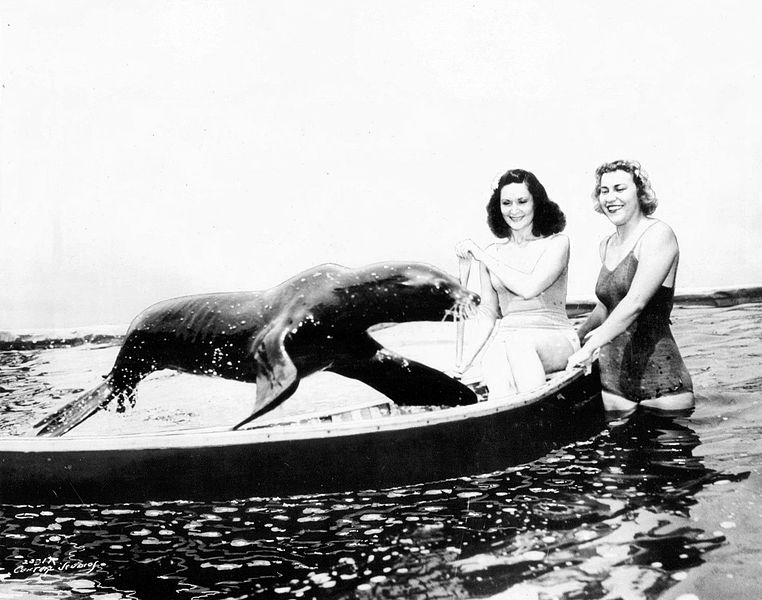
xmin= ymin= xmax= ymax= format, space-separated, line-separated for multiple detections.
xmin=463 ymin=235 xmax=571 ymax=299
xmin=457 ymin=260 xmax=499 ymax=373
xmin=570 ymin=222 xmax=678 ymax=364
xmin=566 ymin=236 xmax=609 ymax=359
xmin=575 ymin=301 xmax=608 ymax=344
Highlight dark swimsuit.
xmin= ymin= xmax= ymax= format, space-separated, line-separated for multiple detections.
xmin=595 ymin=230 xmax=693 ymax=402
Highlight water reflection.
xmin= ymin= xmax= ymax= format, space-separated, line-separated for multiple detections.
xmin=436 ymin=412 xmax=739 ymax=600
xmin=0 ymin=410 xmax=743 ymax=600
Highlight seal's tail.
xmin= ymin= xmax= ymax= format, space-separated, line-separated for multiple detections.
xmin=34 ymin=376 xmax=115 ymax=437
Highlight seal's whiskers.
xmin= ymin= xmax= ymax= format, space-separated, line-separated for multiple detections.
xmin=447 ymin=298 xmax=478 ymax=323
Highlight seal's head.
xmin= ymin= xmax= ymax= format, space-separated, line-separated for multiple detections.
xmin=342 ymin=262 xmax=480 ymax=324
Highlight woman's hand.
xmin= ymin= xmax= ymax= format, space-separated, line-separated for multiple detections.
xmin=566 ymin=345 xmax=597 ymax=374
xmin=448 ymin=358 xmax=478 ymax=381
xmin=455 ymin=239 xmax=485 ymax=261
xmin=447 ymin=365 xmax=465 ymax=380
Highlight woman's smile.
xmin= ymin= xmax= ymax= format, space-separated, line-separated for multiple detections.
xmin=500 ymin=182 xmax=535 ymax=232
xmin=598 ymin=170 xmax=640 ymax=224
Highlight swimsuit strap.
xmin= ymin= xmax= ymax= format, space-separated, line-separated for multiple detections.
xmin=632 ymin=220 xmax=661 ymax=258
xmin=604 ymin=220 xmax=660 ymax=263
xmin=601 ymin=233 xmax=616 ymax=262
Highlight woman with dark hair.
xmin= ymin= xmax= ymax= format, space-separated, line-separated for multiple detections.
xmin=567 ymin=160 xmax=694 ymax=413
xmin=455 ymin=168 xmax=578 ymax=399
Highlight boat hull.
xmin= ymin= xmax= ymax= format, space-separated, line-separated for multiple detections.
xmin=0 ymin=368 xmax=602 ymax=504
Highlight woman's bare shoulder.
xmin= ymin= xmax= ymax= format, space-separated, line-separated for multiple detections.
xmin=485 ymin=240 xmax=508 ymax=255
xmin=641 ymin=219 xmax=678 ymax=246
xmin=547 ymin=233 xmax=570 ymax=248
xmin=635 ymin=219 xmax=679 ymax=263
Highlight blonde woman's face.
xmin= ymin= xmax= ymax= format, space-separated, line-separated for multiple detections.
xmin=598 ymin=170 xmax=641 ymax=226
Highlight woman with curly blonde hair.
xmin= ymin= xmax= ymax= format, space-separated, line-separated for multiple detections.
xmin=567 ymin=160 xmax=694 ymax=413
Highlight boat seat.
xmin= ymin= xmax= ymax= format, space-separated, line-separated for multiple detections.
xmin=251 ymin=399 xmax=395 ymax=428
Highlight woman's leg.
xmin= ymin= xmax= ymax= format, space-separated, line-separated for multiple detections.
xmin=509 ymin=329 xmax=579 ymax=393
xmin=503 ymin=331 xmax=546 ymax=394
xmin=601 ymin=390 xmax=638 ymax=414
xmin=602 ymin=390 xmax=694 ymax=414
xmin=532 ymin=329 xmax=580 ymax=373
xmin=482 ymin=329 xmax=578 ymax=399
xmin=481 ymin=339 xmax=517 ymax=400
xmin=640 ymin=391 xmax=695 ymax=411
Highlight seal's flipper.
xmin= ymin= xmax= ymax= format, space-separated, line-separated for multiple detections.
xmin=232 ymin=323 xmax=300 ymax=430
xmin=328 ymin=337 xmax=477 ymax=407
xmin=34 ymin=378 xmax=114 ymax=437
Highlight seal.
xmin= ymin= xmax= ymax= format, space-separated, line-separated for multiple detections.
xmin=35 ymin=262 xmax=480 ymax=436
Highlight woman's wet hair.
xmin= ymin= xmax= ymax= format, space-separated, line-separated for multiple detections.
xmin=592 ymin=159 xmax=659 ymax=215
xmin=486 ymin=168 xmax=566 ymax=239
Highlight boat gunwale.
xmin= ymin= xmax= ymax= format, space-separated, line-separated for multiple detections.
xmin=0 ymin=367 xmax=588 ymax=454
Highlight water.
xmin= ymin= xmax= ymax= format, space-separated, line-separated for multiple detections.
xmin=0 ymin=303 xmax=760 ymax=599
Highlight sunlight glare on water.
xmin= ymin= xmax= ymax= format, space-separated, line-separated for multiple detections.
xmin=0 ymin=303 xmax=760 ymax=599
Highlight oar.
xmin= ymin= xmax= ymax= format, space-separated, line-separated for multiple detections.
xmin=34 ymin=377 xmax=114 ymax=436
xmin=455 ymin=255 xmax=472 ymax=372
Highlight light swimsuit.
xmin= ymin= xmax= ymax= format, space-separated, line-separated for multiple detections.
xmin=488 ymin=236 xmax=579 ymax=353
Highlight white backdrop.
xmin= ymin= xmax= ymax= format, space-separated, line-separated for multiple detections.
xmin=2 ymin=1 xmax=761 ymax=329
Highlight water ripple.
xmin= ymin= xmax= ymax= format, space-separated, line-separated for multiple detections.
xmin=1 ymin=305 xmax=761 ymax=598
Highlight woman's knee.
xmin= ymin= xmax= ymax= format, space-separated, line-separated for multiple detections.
xmin=535 ymin=335 xmax=577 ymax=373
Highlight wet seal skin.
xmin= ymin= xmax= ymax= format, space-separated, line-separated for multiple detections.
xmin=35 ymin=262 xmax=480 ymax=436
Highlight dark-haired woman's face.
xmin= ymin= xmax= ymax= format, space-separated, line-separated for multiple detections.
xmin=500 ymin=182 xmax=535 ymax=234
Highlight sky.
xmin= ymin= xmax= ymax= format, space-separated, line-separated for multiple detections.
xmin=1 ymin=1 xmax=761 ymax=330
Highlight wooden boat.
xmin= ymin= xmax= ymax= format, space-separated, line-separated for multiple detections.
xmin=0 ymin=365 xmax=602 ymax=504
